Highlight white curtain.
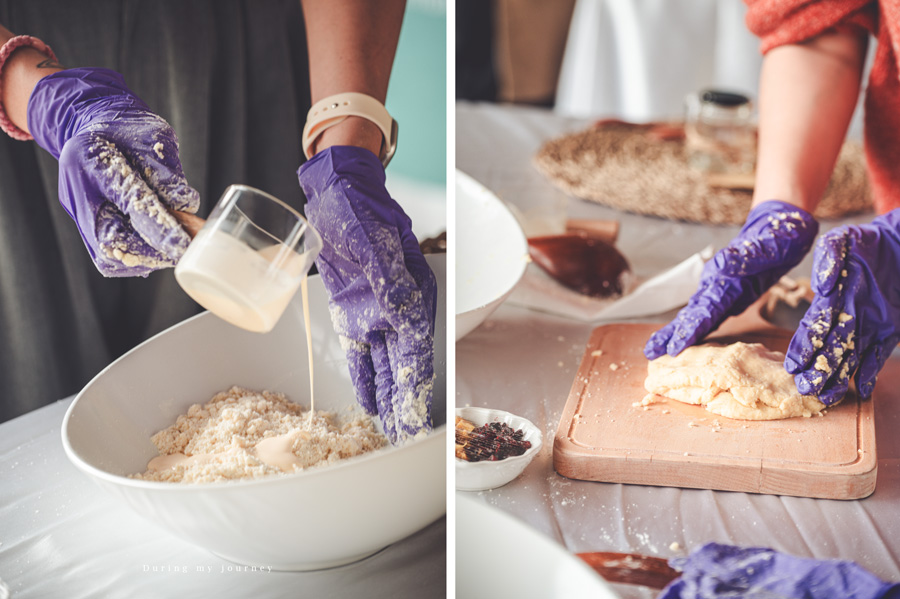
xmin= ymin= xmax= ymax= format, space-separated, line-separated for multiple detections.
xmin=555 ymin=0 xmax=764 ymax=122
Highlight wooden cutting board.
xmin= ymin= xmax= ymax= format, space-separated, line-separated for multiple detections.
xmin=553 ymin=300 xmax=877 ymax=500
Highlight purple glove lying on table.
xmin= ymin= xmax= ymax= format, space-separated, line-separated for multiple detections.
xmin=786 ymin=209 xmax=900 ymax=404
xmin=297 ymin=146 xmax=437 ymax=445
xmin=27 ymin=67 xmax=199 ymax=277
xmin=645 ymin=201 xmax=818 ymax=359
xmin=660 ymin=543 xmax=900 ymax=599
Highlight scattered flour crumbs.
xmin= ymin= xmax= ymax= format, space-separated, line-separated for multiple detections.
xmin=131 ymin=386 xmax=387 ymax=483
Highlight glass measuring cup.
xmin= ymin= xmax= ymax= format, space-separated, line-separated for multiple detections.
xmin=174 ymin=185 xmax=322 ymax=333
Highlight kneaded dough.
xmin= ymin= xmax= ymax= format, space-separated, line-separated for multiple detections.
xmin=644 ymin=342 xmax=825 ymax=420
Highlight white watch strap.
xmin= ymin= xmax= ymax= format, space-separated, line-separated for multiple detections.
xmin=302 ymin=92 xmax=398 ymax=168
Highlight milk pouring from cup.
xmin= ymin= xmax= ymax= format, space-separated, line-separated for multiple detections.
xmin=174 ymin=185 xmax=322 ymax=333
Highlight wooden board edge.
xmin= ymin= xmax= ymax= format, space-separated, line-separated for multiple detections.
xmin=552 ymin=435 xmax=879 ymax=500
xmin=553 ymin=447 xmax=762 ymax=495
xmin=758 ymin=459 xmax=878 ymax=500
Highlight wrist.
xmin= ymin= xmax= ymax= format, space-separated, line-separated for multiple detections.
xmin=742 ymin=200 xmax=819 ymax=256
xmin=297 ymin=145 xmax=388 ymax=211
xmin=312 ymin=116 xmax=384 ymax=157
xmin=750 ymin=187 xmax=820 ymax=214
xmin=27 ymin=68 xmax=145 ymax=158
xmin=0 ymin=36 xmax=61 ymax=139
xmin=749 ymin=199 xmax=816 ymax=220
xmin=302 ymin=92 xmax=397 ymax=167
xmin=873 ymin=207 xmax=900 ymax=231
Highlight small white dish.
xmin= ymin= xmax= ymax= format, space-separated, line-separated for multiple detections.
xmin=455 ymin=406 xmax=542 ymax=492
xmin=455 ymin=171 xmax=528 ymax=341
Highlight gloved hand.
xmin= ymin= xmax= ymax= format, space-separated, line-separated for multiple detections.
xmin=786 ymin=209 xmax=900 ymax=404
xmin=297 ymin=146 xmax=436 ymax=445
xmin=660 ymin=542 xmax=900 ymax=599
xmin=27 ymin=67 xmax=199 ymax=277
xmin=645 ymin=201 xmax=818 ymax=359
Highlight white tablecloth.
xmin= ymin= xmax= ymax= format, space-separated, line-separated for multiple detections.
xmin=455 ymin=101 xmax=900 ymax=598
xmin=0 ymin=398 xmax=445 ymax=599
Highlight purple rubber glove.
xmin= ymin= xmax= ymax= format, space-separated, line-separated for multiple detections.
xmin=27 ymin=67 xmax=199 ymax=277
xmin=659 ymin=543 xmax=900 ymax=599
xmin=645 ymin=201 xmax=818 ymax=359
xmin=297 ymin=146 xmax=437 ymax=445
xmin=785 ymin=209 xmax=900 ymax=404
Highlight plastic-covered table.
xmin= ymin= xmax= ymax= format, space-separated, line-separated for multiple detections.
xmin=455 ymin=100 xmax=900 ymax=598
xmin=0 ymin=397 xmax=445 ymax=599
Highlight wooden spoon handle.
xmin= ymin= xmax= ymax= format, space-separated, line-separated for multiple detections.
xmin=577 ymin=551 xmax=679 ymax=590
xmin=565 ymin=219 xmax=620 ymax=245
xmin=170 ymin=209 xmax=206 ymax=239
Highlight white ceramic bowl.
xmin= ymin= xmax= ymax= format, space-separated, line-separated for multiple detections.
xmin=62 ymin=256 xmax=447 ymax=571
xmin=457 ymin=496 xmax=621 ymax=599
xmin=456 ymin=171 xmax=528 ymax=340
xmin=455 ymin=406 xmax=542 ymax=492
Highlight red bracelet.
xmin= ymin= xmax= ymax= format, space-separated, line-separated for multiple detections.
xmin=0 ymin=35 xmax=57 ymax=141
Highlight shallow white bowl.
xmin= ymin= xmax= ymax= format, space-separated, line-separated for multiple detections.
xmin=456 ymin=171 xmax=528 ymax=341
xmin=455 ymin=406 xmax=542 ymax=492
xmin=62 ymin=256 xmax=447 ymax=571
xmin=457 ymin=496 xmax=621 ymax=599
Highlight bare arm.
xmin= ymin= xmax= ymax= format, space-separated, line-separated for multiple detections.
xmin=0 ymin=24 xmax=64 ymax=136
xmin=299 ymin=0 xmax=406 ymax=157
xmin=752 ymin=28 xmax=868 ymax=213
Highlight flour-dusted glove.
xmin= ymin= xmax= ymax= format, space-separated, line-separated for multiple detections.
xmin=27 ymin=67 xmax=199 ymax=277
xmin=645 ymin=201 xmax=818 ymax=359
xmin=786 ymin=209 xmax=900 ymax=405
xmin=659 ymin=543 xmax=900 ymax=599
xmin=297 ymin=146 xmax=436 ymax=445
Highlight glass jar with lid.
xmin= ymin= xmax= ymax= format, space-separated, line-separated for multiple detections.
xmin=684 ymin=89 xmax=756 ymax=178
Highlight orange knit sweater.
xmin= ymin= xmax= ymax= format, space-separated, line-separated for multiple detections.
xmin=745 ymin=0 xmax=900 ymax=214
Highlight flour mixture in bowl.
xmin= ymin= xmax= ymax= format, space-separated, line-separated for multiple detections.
xmin=132 ymin=386 xmax=387 ymax=483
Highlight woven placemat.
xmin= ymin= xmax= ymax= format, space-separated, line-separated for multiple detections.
xmin=533 ymin=121 xmax=872 ymax=225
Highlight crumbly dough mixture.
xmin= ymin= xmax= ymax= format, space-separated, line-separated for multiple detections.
xmin=644 ymin=342 xmax=826 ymax=420
xmin=132 ymin=386 xmax=387 ymax=483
